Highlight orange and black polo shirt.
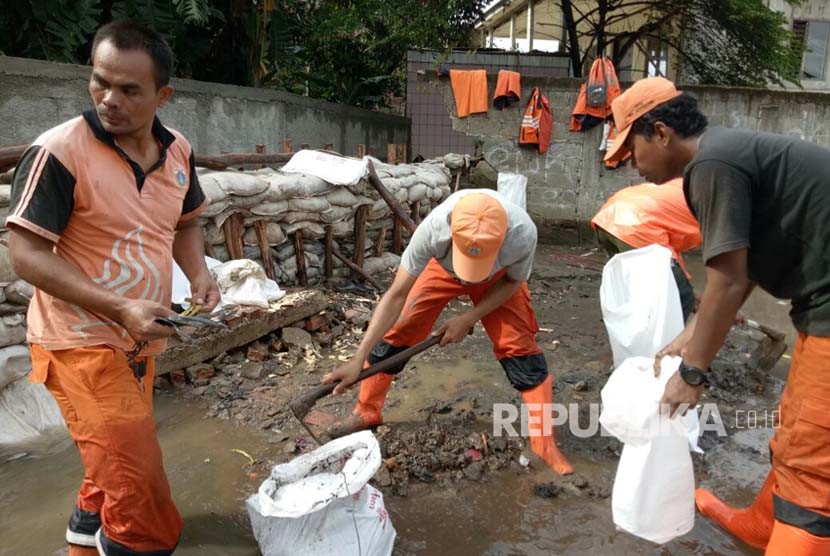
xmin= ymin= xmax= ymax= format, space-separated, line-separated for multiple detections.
xmin=8 ymin=110 xmax=208 ymax=356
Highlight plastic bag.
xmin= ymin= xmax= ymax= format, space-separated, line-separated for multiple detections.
xmin=210 ymin=259 xmax=286 ymax=309
xmin=246 ymin=431 xmax=395 ymax=556
xmin=282 ymin=150 xmax=368 ymax=187
xmin=600 ymin=245 xmax=684 ymax=368
xmin=497 ymin=172 xmax=528 ymax=210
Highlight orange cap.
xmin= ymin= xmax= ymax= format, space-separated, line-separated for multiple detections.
xmin=451 ymin=194 xmax=508 ymax=283
xmin=603 ymin=77 xmax=682 ymax=163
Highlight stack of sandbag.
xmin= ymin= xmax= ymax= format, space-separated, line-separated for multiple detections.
xmin=0 ymin=243 xmax=30 ymax=349
xmin=0 ymin=175 xmax=12 ymax=227
xmin=197 ymin=158 xmax=453 ymax=286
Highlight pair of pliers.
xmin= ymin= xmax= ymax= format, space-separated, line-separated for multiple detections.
xmin=181 ymin=297 xmax=203 ymax=317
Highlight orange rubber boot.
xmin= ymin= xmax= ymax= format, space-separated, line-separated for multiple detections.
xmin=695 ymin=470 xmax=776 ymax=549
xmin=327 ymin=373 xmax=393 ymax=439
xmin=521 ymin=375 xmax=574 ymax=475
xmin=765 ymin=520 xmax=830 ymax=556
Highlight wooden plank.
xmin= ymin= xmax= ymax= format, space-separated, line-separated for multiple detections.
xmin=396 ymin=143 xmax=407 ymax=164
xmin=254 ymin=221 xmax=275 ymax=280
xmin=294 ymin=230 xmax=308 ymax=287
xmin=411 ymin=201 xmax=421 ymax=225
xmin=387 ymin=143 xmax=397 ymax=164
xmin=155 ymin=290 xmax=329 ymax=375
xmin=357 ymin=144 xmax=367 ymax=158
xmin=324 ymin=225 xmax=333 ymax=280
xmin=332 ymin=246 xmax=384 ymax=291
xmin=283 ymin=139 xmax=293 ymax=153
xmin=255 ymin=144 xmax=265 ymax=169
xmin=392 ymin=217 xmax=403 ymax=255
xmin=367 ymin=160 xmax=417 ymax=234
xmin=353 ymin=205 xmax=369 ymax=269
xmin=374 ymin=226 xmax=387 ymax=257
xmin=222 ymin=213 xmax=245 ymax=260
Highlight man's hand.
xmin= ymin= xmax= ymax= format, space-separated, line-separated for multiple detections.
xmin=432 ymin=314 xmax=476 ymax=347
xmin=654 ymin=315 xmax=697 ymax=376
xmin=118 ymin=299 xmax=177 ymax=343
xmin=321 ymin=357 xmax=364 ymax=395
xmin=189 ymin=270 xmax=221 ymax=312
xmin=659 ymin=372 xmax=704 ymax=418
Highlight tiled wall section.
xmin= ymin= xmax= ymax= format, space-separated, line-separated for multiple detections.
xmin=406 ymin=49 xmax=570 ymax=159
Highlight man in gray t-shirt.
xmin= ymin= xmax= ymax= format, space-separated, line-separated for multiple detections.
xmin=605 ymin=76 xmax=830 ymax=552
xmin=321 ymin=189 xmax=573 ymax=475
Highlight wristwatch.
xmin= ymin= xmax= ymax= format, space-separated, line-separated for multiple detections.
xmin=679 ymin=361 xmax=710 ymax=387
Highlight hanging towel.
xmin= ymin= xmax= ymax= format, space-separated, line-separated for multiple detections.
xmin=493 ymin=70 xmax=521 ymax=109
xmin=570 ymin=58 xmax=621 ymax=132
xmin=450 ymin=69 xmax=489 ymax=118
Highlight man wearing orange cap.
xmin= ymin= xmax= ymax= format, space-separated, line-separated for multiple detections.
xmin=321 ymin=189 xmax=573 ymax=475
xmin=604 ymin=76 xmax=830 ymax=554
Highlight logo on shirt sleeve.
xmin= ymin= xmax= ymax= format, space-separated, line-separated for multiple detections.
xmin=175 ymin=168 xmax=187 ymax=186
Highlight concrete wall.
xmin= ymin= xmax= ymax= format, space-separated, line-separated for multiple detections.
xmin=418 ymin=72 xmax=830 ymax=241
xmin=0 ymin=56 xmax=409 ymax=157
xmin=407 ymin=49 xmax=569 ymax=159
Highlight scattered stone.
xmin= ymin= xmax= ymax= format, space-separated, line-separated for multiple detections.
xmin=169 ymin=369 xmax=187 ymax=388
xmin=572 ymin=380 xmax=588 ymax=392
xmin=240 ymin=361 xmax=264 ymax=380
xmin=270 ymin=338 xmax=284 ymax=352
xmin=374 ymin=465 xmax=393 ymax=487
xmin=534 ymin=483 xmax=563 ymax=498
xmin=304 ymin=313 xmax=328 ymax=331
xmin=185 ymin=363 xmax=215 ymax=386
xmin=246 ymin=342 xmax=268 ymax=362
xmin=281 ymin=327 xmax=313 ymax=349
xmin=464 ymin=448 xmax=483 ymax=462
xmin=283 ymin=441 xmax=297 ymax=454
xmin=463 ymin=461 xmax=484 ymax=481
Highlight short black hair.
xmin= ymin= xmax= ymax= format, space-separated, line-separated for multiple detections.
xmin=630 ymin=92 xmax=708 ymax=140
xmin=91 ymin=21 xmax=174 ymax=89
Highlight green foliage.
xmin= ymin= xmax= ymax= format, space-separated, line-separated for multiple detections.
xmin=0 ymin=0 xmax=484 ymax=107
xmin=564 ymin=0 xmax=804 ymax=87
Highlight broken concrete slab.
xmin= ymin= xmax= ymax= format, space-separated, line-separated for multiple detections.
xmin=281 ymin=327 xmax=313 ymax=349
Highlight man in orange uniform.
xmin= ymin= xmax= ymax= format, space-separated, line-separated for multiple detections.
xmin=8 ymin=21 xmax=220 ymax=555
xmin=605 ymin=76 xmax=830 ymax=555
xmin=591 ymin=178 xmax=702 ymax=322
xmin=321 ymin=189 xmax=573 ymax=475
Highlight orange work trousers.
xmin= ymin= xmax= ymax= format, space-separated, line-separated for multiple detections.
xmin=30 ymin=344 xmax=183 ymax=554
xmin=772 ymin=334 xmax=830 ymax=536
xmin=378 ymin=258 xmax=548 ymax=390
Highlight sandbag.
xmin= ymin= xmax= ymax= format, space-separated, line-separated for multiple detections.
xmin=407 ymin=183 xmax=428 ymax=203
xmin=0 ymin=345 xmax=33 ymax=390
xmin=280 ymin=211 xmax=322 ymax=225
xmin=369 ymin=199 xmax=391 ymax=220
xmin=0 ymin=185 xmax=11 ymax=206
xmin=211 ymin=259 xmax=286 ymax=309
xmin=251 ymin=201 xmax=290 ymax=217
xmin=262 ymin=173 xmax=332 ymax=199
xmin=242 ymin=224 xmax=286 ymax=247
xmin=320 ymin=206 xmax=353 ymax=224
xmin=284 ymin=221 xmax=325 ymax=239
xmin=212 ymin=245 xmax=230 ymax=262
xmin=443 ymin=153 xmax=467 ymax=170
xmin=0 ymin=379 xmax=67 ymax=445
xmin=203 ymin=222 xmax=225 ymax=245
xmin=325 ymin=188 xmax=359 ymax=207
xmin=0 ymin=314 xmax=27 ymax=348
xmin=246 ymin=431 xmax=395 ymax=556
xmin=202 ymin=199 xmax=233 ymax=218
xmin=0 ymin=245 xmax=18 ymax=283
xmin=197 ymin=173 xmax=230 ymax=203
xmin=331 ymin=220 xmax=353 ymax=237
xmin=600 ymin=245 xmax=684 ymax=368
xmin=204 ymin=171 xmax=269 ymax=197
xmin=289 ymin=197 xmax=331 ymax=213
xmin=362 ymin=254 xmax=401 ymax=275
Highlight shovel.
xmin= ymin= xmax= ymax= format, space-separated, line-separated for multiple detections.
xmin=289 ymin=334 xmax=442 ymax=424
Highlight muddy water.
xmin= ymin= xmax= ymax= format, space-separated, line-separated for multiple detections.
xmin=2 ymin=360 xmax=760 ymax=556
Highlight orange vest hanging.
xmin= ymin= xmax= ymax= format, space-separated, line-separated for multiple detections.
xmin=570 ymin=58 xmax=621 ymax=132
xmin=520 ymin=87 xmax=552 ymax=154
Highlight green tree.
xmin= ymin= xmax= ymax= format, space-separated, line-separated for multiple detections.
xmin=560 ymin=0 xmax=804 ymax=87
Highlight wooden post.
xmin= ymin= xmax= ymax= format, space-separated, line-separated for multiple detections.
xmin=374 ymin=226 xmax=387 ymax=257
xmin=357 ymin=144 xmax=366 ymax=158
xmin=353 ymin=205 xmax=369 ymax=269
xmin=392 ymin=217 xmax=403 ymax=255
xmin=294 ymin=230 xmax=308 ymax=287
xmin=367 ymin=161 xmax=417 ymax=234
xmin=410 ymin=201 xmax=421 ymax=226
xmin=222 ymin=213 xmax=245 ymax=260
xmin=254 ymin=221 xmax=275 ymax=280
xmin=453 ymin=171 xmax=462 ymax=192
xmin=396 ymin=143 xmax=407 ymax=164
xmin=332 ymin=246 xmax=384 ymax=291
xmin=255 ymin=144 xmax=265 ymax=169
xmin=324 ymin=225 xmax=334 ymax=281
xmin=283 ymin=139 xmax=293 ymax=154
xmin=387 ymin=143 xmax=397 ymax=164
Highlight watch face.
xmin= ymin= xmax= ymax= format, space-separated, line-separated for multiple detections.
xmin=681 ymin=368 xmax=705 ymax=386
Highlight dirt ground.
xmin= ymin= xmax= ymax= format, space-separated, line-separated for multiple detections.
xmin=2 ymin=243 xmax=786 ymax=555
xmin=161 ymin=243 xmax=784 ymax=554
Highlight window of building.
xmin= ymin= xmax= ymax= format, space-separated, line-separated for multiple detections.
xmin=796 ymin=20 xmax=830 ymax=80
xmin=644 ymin=36 xmax=668 ymax=77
